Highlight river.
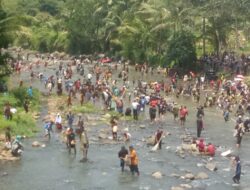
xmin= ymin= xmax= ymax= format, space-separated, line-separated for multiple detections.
xmin=0 ymin=55 xmax=249 ymax=190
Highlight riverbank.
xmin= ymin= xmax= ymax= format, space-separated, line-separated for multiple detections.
xmin=0 ymin=86 xmax=41 ymax=161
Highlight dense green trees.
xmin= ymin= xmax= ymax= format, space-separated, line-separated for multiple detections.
xmin=1 ymin=0 xmax=250 ymax=70
xmin=0 ymin=0 xmax=17 ymax=79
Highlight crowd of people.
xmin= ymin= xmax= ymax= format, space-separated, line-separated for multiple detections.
xmin=2 ymin=48 xmax=250 ymax=183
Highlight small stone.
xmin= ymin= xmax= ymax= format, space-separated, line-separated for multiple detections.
xmin=170 ymin=173 xmax=180 ymax=178
xmin=139 ymin=125 xmax=146 ymax=129
xmin=152 ymin=171 xmax=164 ymax=179
xmin=205 ymin=162 xmax=217 ymax=171
xmin=180 ymin=184 xmax=192 ymax=189
xmin=195 ymin=172 xmax=209 ymax=180
xmin=171 ymin=186 xmax=185 ymax=190
xmin=1 ymin=172 xmax=8 ymax=177
xmin=98 ymin=133 xmax=108 ymax=139
xmin=184 ymin=173 xmax=195 ymax=180
xmin=32 ymin=141 xmax=41 ymax=147
xmin=102 ymin=172 xmax=107 ymax=176
xmin=197 ymin=163 xmax=204 ymax=167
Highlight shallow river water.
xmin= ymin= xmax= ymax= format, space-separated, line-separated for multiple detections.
xmin=0 ymin=58 xmax=249 ymax=190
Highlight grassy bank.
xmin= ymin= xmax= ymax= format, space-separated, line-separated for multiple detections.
xmin=0 ymin=86 xmax=41 ymax=137
xmin=72 ymin=102 xmax=100 ymax=114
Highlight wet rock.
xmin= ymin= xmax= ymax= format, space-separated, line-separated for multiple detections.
xmin=180 ymin=184 xmax=192 ymax=189
xmin=191 ymin=180 xmax=207 ymax=189
xmin=171 ymin=186 xmax=184 ymax=190
xmin=152 ymin=171 xmax=164 ymax=179
xmin=139 ymin=125 xmax=146 ymax=129
xmin=98 ymin=133 xmax=108 ymax=139
xmin=184 ymin=173 xmax=195 ymax=180
xmin=181 ymin=144 xmax=192 ymax=151
xmin=0 ymin=150 xmax=20 ymax=161
xmin=146 ymin=136 xmax=155 ymax=146
xmin=197 ymin=163 xmax=204 ymax=167
xmin=170 ymin=173 xmax=180 ymax=178
xmin=32 ymin=141 xmax=41 ymax=147
xmin=195 ymin=172 xmax=209 ymax=180
xmin=205 ymin=162 xmax=217 ymax=171
xmin=1 ymin=172 xmax=8 ymax=177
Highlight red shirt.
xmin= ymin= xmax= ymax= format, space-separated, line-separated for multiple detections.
xmin=180 ymin=108 xmax=188 ymax=118
xmin=198 ymin=141 xmax=205 ymax=152
xmin=207 ymin=144 xmax=215 ymax=156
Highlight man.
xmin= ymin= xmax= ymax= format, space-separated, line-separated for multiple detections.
xmin=197 ymin=114 xmax=204 ymax=138
xmin=80 ymin=128 xmax=89 ymax=162
xmin=27 ymin=86 xmax=33 ymax=98
xmin=118 ymin=146 xmax=129 ymax=172
xmin=44 ymin=121 xmax=53 ymax=139
xmin=11 ymin=136 xmax=23 ymax=157
xmin=196 ymin=106 xmax=204 ymax=118
xmin=66 ymin=128 xmax=76 ymax=154
xmin=232 ymin=156 xmax=241 ymax=184
xmin=67 ymin=111 xmax=74 ymax=128
xmin=179 ymin=106 xmax=188 ymax=126
xmin=128 ymin=145 xmax=140 ymax=176
xmin=132 ymin=99 xmax=139 ymax=120
xmin=23 ymin=98 xmax=29 ymax=113
xmin=154 ymin=129 xmax=163 ymax=149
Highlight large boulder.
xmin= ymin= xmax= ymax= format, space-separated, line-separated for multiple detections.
xmin=146 ymin=136 xmax=155 ymax=146
xmin=0 ymin=150 xmax=20 ymax=161
xmin=195 ymin=172 xmax=209 ymax=180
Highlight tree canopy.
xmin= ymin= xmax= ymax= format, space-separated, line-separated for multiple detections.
xmin=1 ymin=0 xmax=250 ymax=69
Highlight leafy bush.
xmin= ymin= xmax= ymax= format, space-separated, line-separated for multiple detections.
xmin=164 ymin=30 xmax=197 ymax=71
xmin=0 ymin=112 xmax=39 ymax=137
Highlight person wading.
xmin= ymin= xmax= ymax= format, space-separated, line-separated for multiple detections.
xmin=128 ymin=145 xmax=140 ymax=176
xmin=80 ymin=128 xmax=89 ymax=162
xmin=118 ymin=146 xmax=129 ymax=172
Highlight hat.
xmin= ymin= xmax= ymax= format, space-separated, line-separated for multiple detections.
xmin=129 ymin=145 xmax=134 ymax=149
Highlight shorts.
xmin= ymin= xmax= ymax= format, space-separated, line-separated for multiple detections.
xmin=180 ymin=117 xmax=186 ymax=121
xmin=130 ymin=165 xmax=139 ymax=174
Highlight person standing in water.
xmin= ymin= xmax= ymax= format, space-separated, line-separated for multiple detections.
xmin=128 ymin=145 xmax=140 ymax=176
xmin=66 ymin=128 xmax=76 ymax=154
xmin=197 ymin=114 xmax=204 ymax=138
xmin=80 ymin=128 xmax=89 ymax=162
xmin=118 ymin=146 xmax=129 ymax=172
xmin=232 ymin=156 xmax=241 ymax=184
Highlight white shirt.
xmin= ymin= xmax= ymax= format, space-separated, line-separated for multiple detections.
xmin=132 ymin=102 xmax=139 ymax=110
xmin=55 ymin=116 xmax=62 ymax=124
xmin=87 ymin=73 xmax=92 ymax=79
